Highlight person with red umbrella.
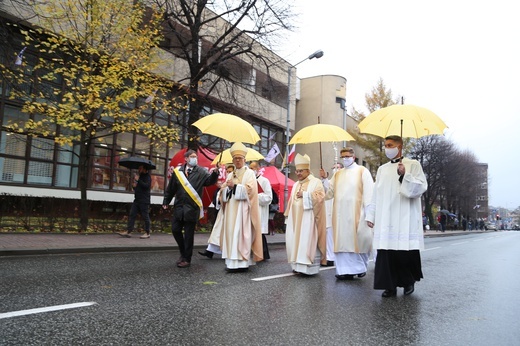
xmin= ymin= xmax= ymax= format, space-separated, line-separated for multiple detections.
xmin=162 ymin=149 xmax=219 ymax=268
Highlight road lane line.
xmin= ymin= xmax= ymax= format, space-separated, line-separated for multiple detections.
xmin=0 ymin=302 xmax=97 ymax=319
xmin=252 ymin=273 xmax=296 ymax=281
xmin=450 ymin=241 xmax=470 ymax=245
xmin=252 ymin=266 xmax=338 ymax=281
xmin=423 ymin=247 xmax=441 ymax=251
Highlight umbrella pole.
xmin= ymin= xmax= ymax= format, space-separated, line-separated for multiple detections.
xmin=319 ymin=143 xmax=323 ymax=169
xmin=400 ymin=119 xmax=403 ymax=163
xmin=318 ymin=116 xmax=323 ymax=169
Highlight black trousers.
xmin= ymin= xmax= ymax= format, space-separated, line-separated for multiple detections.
xmin=127 ymin=202 xmax=150 ymax=233
xmin=374 ymin=249 xmax=423 ymax=290
xmin=171 ymin=218 xmax=197 ymax=262
xmin=262 ymin=234 xmax=270 ymax=260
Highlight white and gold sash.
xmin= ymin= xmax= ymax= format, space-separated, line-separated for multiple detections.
xmin=173 ymin=167 xmax=204 ymax=219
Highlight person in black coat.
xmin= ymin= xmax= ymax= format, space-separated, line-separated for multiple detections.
xmin=118 ymin=165 xmax=152 ymax=239
xmin=162 ymin=149 xmax=219 ymax=268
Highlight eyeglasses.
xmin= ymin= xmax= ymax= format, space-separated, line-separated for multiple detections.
xmin=232 ymin=156 xmax=245 ymax=161
xmin=295 ymin=169 xmax=308 ymax=174
xmin=340 ymin=156 xmax=353 ymax=159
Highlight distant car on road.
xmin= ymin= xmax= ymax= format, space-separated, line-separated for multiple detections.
xmin=485 ymin=222 xmax=497 ymax=231
xmin=512 ymin=224 xmax=520 ymax=231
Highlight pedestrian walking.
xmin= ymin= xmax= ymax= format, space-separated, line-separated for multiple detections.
xmin=285 ymin=153 xmax=327 ymax=275
xmin=366 ymin=135 xmax=427 ymax=297
xmin=219 ymin=142 xmax=263 ymax=271
xmin=162 ymin=149 xmax=219 ymax=268
xmin=320 ymin=147 xmax=374 ymax=280
xmin=249 ymin=161 xmax=273 ymax=260
xmin=199 ymin=164 xmax=235 ymax=259
xmin=118 ymin=165 xmax=152 ymax=239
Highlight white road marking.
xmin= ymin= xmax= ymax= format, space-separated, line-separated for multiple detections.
xmin=320 ymin=266 xmax=336 ymax=271
xmin=0 ymin=302 xmax=97 ymax=319
xmin=252 ymin=266 xmax=336 ymax=281
xmin=252 ymin=273 xmax=296 ymax=281
xmin=450 ymin=241 xmax=470 ymax=246
xmin=423 ymin=247 xmax=441 ymax=251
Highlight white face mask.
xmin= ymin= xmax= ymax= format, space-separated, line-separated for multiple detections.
xmin=385 ymin=147 xmax=399 ymax=160
xmin=342 ymin=157 xmax=355 ymax=167
xmin=188 ymin=157 xmax=197 ymax=167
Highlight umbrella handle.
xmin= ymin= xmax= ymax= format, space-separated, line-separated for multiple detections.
xmin=400 ymin=119 xmax=403 ymax=163
xmin=319 ymin=142 xmax=323 ymax=169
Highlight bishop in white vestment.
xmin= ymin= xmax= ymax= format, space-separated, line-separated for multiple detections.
xmin=220 ymin=142 xmax=263 ymax=270
xmin=284 ymin=154 xmax=327 ymax=275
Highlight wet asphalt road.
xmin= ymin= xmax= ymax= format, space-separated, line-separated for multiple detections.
xmin=1 ymin=231 xmax=520 ymax=345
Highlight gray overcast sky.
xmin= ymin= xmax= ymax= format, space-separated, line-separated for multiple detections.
xmin=280 ymin=0 xmax=520 ymax=210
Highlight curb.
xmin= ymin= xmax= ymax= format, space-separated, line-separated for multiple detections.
xmin=0 ymin=231 xmax=490 ymax=257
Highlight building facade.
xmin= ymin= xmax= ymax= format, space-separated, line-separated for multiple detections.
xmin=296 ymin=75 xmax=372 ymax=175
xmin=0 ymin=3 xmax=339 ymax=222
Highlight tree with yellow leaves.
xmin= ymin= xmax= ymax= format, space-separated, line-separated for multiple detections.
xmin=0 ymin=0 xmax=187 ymax=230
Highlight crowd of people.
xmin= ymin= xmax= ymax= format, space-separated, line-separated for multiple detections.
xmin=118 ymin=135 xmax=429 ymax=298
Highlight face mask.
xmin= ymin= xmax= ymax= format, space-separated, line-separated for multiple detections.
xmin=342 ymin=157 xmax=354 ymax=167
xmin=188 ymin=157 xmax=197 ymax=166
xmin=385 ymin=147 xmax=399 ymax=160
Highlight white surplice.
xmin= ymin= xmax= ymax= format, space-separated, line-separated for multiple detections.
xmin=365 ymin=158 xmax=427 ymax=251
xmin=325 ymin=163 xmax=374 ymax=275
xmin=256 ymin=175 xmax=273 ymax=234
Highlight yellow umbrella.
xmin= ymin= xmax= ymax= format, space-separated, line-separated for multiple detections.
xmin=358 ymin=104 xmax=448 ymax=138
xmin=288 ymin=124 xmax=355 ymax=144
xmin=211 ymin=148 xmax=264 ymax=165
xmin=288 ymin=124 xmax=355 ymax=169
xmin=192 ymin=113 xmax=260 ymax=144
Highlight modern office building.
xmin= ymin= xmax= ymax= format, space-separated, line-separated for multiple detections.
xmin=0 ymin=3 xmax=350 ymax=222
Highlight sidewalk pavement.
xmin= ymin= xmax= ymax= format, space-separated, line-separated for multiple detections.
xmin=0 ymin=229 xmax=493 ymax=256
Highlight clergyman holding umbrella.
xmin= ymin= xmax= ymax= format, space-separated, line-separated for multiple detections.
xmin=365 ymin=135 xmax=428 ymax=297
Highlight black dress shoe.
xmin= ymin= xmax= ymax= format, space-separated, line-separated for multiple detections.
xmin=404 ymin=284 xmax=415 ymax=295
xmin=198 ymin=250 xmax=214 ymax=259
xmin=382 ymin=289 xmax=397 ymax=298
xmin=321 ymin=261 xmax=335 ymax=267
xmin=357 ymin=272 xmax=366 ymax=278
xmin=335 ymin=274 xmax=354 ymax=280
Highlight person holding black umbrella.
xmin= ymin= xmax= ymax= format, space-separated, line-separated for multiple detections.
xmin=118 ymin=165 xmax=152 ymax=239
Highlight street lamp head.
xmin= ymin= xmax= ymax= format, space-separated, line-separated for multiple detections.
xmin=309 ymin=50 xmax=324 ymax=60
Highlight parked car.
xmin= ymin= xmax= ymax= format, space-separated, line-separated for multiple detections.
xmin=485 ymin=222 xmax=497 ymax=231
xmin=512 ymin=224 xmax=520 ymax=231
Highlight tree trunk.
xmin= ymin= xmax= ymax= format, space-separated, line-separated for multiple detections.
xmin=187 ymin=84 xmax=203 ymax=151
xmin=78 ymin=131 xmax=89 ymax=231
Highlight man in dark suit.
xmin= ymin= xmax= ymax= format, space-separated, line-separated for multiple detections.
xmin=163 ymin=149 xmax=219 ymax=268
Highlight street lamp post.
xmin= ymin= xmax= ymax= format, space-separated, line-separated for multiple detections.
xmin=283 ymin=50 xmax=324 ymax=212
